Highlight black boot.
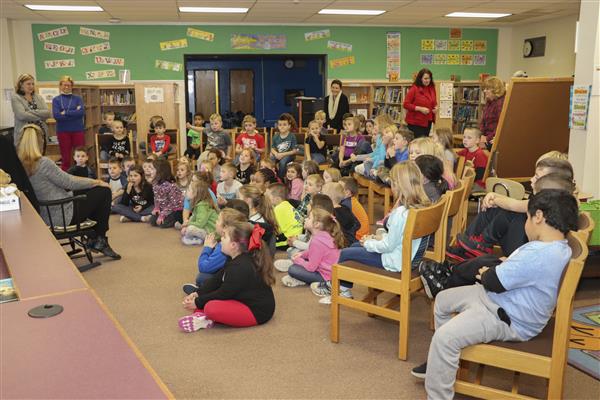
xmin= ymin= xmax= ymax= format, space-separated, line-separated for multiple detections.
xmin=92 ymin=237 xmax=122 ymax=260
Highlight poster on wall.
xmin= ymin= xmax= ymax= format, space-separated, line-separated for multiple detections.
xmin=421 ymin=39 xmax=434 ymax=51
xmin=329 ymin=56 xmax=355 ymax=69
xmin=256 ymin=35 xmax=286 ymax=49
xmin=450 ymin=28 xmax=462 ymax=39
xmin=434 ymin=39 xmax=447 ymax=51
xmin=38 ymin=87 xmax=60 ymax=102
xmin=231 ymin=34 xmax=286 ymax=49
xmin=327 ymin=40 xmax=352 ymax=52
xmin=159 ymin=38 xmax=188 ymax=51
xmin=304 ymin=29 xmax=330 ymax=41
xmin=447 ymin=54 xmax=460 ymax=65
xmin=187 ymin=28 xmax=215 ymax=42
xmin=433 ymin=54 xmax=447 ymax=65
xmin=474 ymin=40 xmax=487 ymax=51
xmin=448 ymin=39 xmax=460 ymax=51
xmin=386 ymin=32 xmax=400 ymax=81
xmin=81 ymin=42 xmax=111 ymax=55
xmin=37 ymin=27 xmax=69 ymax=41
xmin=461 ymin=54 xmax=473 ymax=65
xmin=461 ymin=40 xmax=474 ymax=51
xmin=473 ymin=54 xmax=487 ymax=65
xmin=144 ymin=87 xmax=165 ymax=103
xmin=569 ymin=85 xmax=592 ymax=130
xmin=94 ymin=55 xmax=125 ymax=66
xmin=80 ymin=27 xmax=110 ymax=40
xmin=155 ymin=59 xmax=182 ymax=72
xmin=43 ymin=42 xmax=75 ymax=55
xmin=44 ymin=59 xmax=75 ymax=69
xmin=420 ymin=54 xmax=433 ymax=65
xmin=85 ymin=69 xmax=116 ymax=80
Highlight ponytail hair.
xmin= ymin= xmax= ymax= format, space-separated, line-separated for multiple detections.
xmin=415 ymin=154 xmax=449 ymax=197
xmin=224 ymin=221 xmax=275 ymax=286
xmin=238 ymin=184 xmax=279 ymax=234
xmin=310 ymin=208 xmax=345 ymax=249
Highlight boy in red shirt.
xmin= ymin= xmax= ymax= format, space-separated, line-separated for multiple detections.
xmin=235 ymin=115 xmax=265 ymax=159
xmin=149 ymin=120 xmax=171 ymax=158
xmin=458 ymin=127 xmax=488 ymax=189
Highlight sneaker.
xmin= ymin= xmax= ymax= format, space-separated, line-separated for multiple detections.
xmin=178 ymin=314 xmax=214 ymax=332
xmin=274 ymin=259 xmax=293 ymax=273
xmin=310 ymin=281 xmax=331 ymax=297
xmin=182 ymin=283 xmax=198 ymax=295
xmin=174 ymin=221 xmax=182 ymax=230
xmin=445 ymin=245 xmax=473 ymax=263
xmin=340 ymin=287 xmax=353 ymax=299
xmin=318 ymin=295 xmax=332 ymax=305
xmin=140 ymin=215 xmax=151 ymax=223
xmin=281 ymin=275 xmax=306 ymax=287
xmin=181 ymin=236 xmax=204 ymax=246
xmin=411 ymin=362 xmax=427 ymax=379
xmin=418 ymin=259 xmax=452 ymax=299
xmin=458 ymin=234 xmax=493 ymax=257
xmin=119 ymin=216 xmax=130 ymax=223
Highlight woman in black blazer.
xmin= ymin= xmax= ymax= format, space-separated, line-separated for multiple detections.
xmin=323 ymin=79 xmax=350 ymax=132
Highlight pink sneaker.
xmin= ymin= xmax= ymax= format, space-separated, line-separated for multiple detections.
xmin=178 ymin=314 xmax=214 ymax=332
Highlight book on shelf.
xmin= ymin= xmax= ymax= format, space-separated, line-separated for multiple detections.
xmin=349 ymin=93 xmax=357 ymax=103
xmin=356 ymin=108 xmax=368 ymax=118
xmin=100 ymin=90 xmax=135 ymax=106
xmin=388 ymin=88 xmax=402 ymax=104
xmin=0 ymin=278 xmax=18 ymax=304
xmin=358 ymin=93 xmax=368 ymax=103
xmin=374 ymin=87 xmax=386 ymax=102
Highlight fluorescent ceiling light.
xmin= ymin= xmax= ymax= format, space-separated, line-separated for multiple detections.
xmin=319 ymin=9 xmax=386 ymax=16
xmin=179 ymin=7 xmax=249 ymax=13
xmin=25 ymin=4 xmax=103 ymax=11
xmin=446 ymin=12 xmax=511 ymax=18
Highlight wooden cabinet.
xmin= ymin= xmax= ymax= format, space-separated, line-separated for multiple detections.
xmin=134 ymin=82 xmax=180 ymax=152
xmin=99 ymin=85 xmax=137 ymax=134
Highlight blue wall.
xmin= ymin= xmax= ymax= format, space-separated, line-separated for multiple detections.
xmin=185 ymin=56 xmax=324 ymax=127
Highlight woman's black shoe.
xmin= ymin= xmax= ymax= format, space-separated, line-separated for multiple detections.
xmin=91 ymin=237 xmax=122 ymax=260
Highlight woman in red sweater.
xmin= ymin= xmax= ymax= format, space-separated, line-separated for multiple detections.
xmin=403 ymin=68 xmax=437 ymax=138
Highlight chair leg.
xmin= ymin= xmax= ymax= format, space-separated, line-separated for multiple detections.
xmin=368 ymin=184 xmax=375 ymax=224
xmin=75 ymin=236 xmax=102 ymax=272
xmin=398 ymin=295 xmax=410 ymax=360
xmin=330 ymin=270 xmax=340 ymax=344
xmin=384 ymin=190 xmax=391 ymax=217
xmin=458 ymin=360 xmax=470 ymax=381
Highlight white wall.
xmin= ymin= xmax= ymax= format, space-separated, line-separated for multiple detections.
xmin=496 ymin=27 xmax=513 ymax=82
xmin=509 ymin=15 xmax=578 ymax=78
xmin=1 ymin=18 xmax=16 ymax=127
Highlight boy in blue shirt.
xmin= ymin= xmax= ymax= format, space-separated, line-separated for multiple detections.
xmin=412 ymin=189 xmax=579 ymax=400
xmin=271 ymin=114 xmax=298 ymax=180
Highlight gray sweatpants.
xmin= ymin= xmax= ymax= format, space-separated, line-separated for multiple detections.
xmin=425 ymin=284 xmax=523 ymax=400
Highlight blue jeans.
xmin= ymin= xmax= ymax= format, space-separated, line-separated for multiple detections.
xmin=310 ymin=152 xmax=326 ymax=164
xmin=338 ymin=242 xmax=384 ymax=288
xmin=196 ymin=271 xmax=215 ymax=286
xmin=288 ymin=264 xmax=326 ymax=284
xmin=272 ymin=155 xmax=296 ymax=179
xmin=111 ymin=204 xmax=153 ymax=222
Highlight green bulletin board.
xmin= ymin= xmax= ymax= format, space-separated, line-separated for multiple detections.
xmin=32 ymin=24 xmax=497 ymax=82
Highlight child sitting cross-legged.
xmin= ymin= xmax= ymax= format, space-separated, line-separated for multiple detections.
xmin=279 ymin=207 xmax=345 ymax=288
xmin=412 ymin=189 xmax=579 ymax=400
xmin=106 ymin=158 xmax=127 ymax=205
xmin=236 ymin=148 xmax=256 ymax=185
xmin=265 ymin=183 xmax=303 ymax=249
xmin=67 ymin=146 xmax=96 ymax=179
xmin=112 ymin=165 xmax=154 ymax=223
xmin=179 ymin=220 xmax=276 ymax=331
xmin=217 ymin=163 xmax=243 ymax=207
xmin=285 ymin=162 xmax=304 ymax=202
xmin=312 ymin=161 xmax=431 ymax=303
xmin=148 ymin=158 xmax=183 ymax=228
xmin=323 ymin=167 xmax=341 ymax=184
xmin=294 ymin=173 xmax=324 ymax=223
xmin=238 ymin=184 xmax=279 ymax=254
xmin=322 ymin=182 xmax=359 ymax=246
xmin=251 ymin=167 xmax=279 ymax=193
xmin=179 ymin=180 xmax=219 ymax=246
xmin=175 ymin=159 xmax=193 ymax=194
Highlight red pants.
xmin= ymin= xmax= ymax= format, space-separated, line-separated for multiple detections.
xmin=57 ymin=131 xmax=85 ymax=171
xmin=198 ymin=300 xmax=257 ymax=328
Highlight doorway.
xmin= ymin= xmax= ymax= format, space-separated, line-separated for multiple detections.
xmin=194 ymin=69 xmax=218 ymax=118
xmin=230 ymin=69 xmax=254 ymax=115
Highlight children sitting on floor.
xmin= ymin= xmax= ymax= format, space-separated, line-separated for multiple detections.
xmin=122 ymin=156 xmax=135 ymax=176
xmin=251 ymin=167 xmax=279 ymax=193
xmin=217 ymin=163 xmax=243 ymax=206
xmin=179 ymin=220 xmax=275 ymax=331
xmin=179 ymin=180 xmax=219 ymax=246
xmin=236 ymin=148 xmax=256 ymax=185
xmin=112 ymin=165 xmax=154 ymax=223
xmin=285 ymin=162 xmax=304 ymax=202
xmin=339 ymin=176 xmax=370 ymax=240
xmin=321 ymin=182 xmax=359 ymax=246
xmin=184 ymin=112 xmax=204 ymax=160
xmin=142 ymin=157 xmax=155 ymax=183
xmin=175 ymin=160 xmax=192 ymax=194
xmin=294 ymin=173 xmax=325 ymax=222
xmin=323 ymin=167 xmax=341 ymax=183
xmin=271 ymin=114 xmax=299 ymax=179
xmin=265 ymin=183 xmax=303 ymax=249
xmin=302 ymin=160 xmax=320 ymax=180
xmin=235 ymin=115 xmax=265 ymax=160
xmin=149 ymin=158 xmax=183 ymax=228
xmin=412 ymin=189 xmax=579 ymax=400
xmin=68 ymin=146 xmax=96 ymax=179
xmin=458 ymin=127 xmax=489 ymax=189
xmin=204 ymin=148 xmax=224 ymax=181
xmin=106 ymin=158 xmax=127 ymax=205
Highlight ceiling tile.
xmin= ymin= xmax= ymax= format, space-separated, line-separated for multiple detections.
xmin=327 ymin=0 xmax=411 ymax=11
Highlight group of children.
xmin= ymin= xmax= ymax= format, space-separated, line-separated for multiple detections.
xmin=84 ymin=108 xmax=580 ymax=400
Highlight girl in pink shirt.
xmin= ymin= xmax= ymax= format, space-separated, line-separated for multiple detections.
xmin=280 ymin=208 xmax=344 ymax=287
xmin=285 ymin=162 xmax=304 ymax=202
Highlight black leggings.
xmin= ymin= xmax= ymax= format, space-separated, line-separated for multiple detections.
xmin=466 ymin=208 xmax=528 ymax=256
xmin=446 ymin=255 xmax=503 ymax=289
xmin=70 ymin=186 xmax=112 ymax=237
xmin=407 ymin=122 xmax=432 ymax=138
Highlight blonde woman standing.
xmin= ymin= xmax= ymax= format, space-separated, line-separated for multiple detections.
xmin=480 ymin=76 xmax=506 ymax=149
xmin=11 ymin=73 xmax=51 ymax=148
xmin=52 ymin=76 xmax=85 ymax=171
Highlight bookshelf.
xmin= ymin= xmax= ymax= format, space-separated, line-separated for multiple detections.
xmin=452 ymin=81 xmax=484 ymax=134
xmin=344 ymin=83 xmax=372 ymax=119
xmin=99 ymin=85 xmax=137 ymax=135
xmin=371 ymin=84 xmax=411 ymax=124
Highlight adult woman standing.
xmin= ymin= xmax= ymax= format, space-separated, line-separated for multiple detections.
xmin=403 ymin=68 xmax=437 ymax=138
xmin=11 ymin=73 xmax=51 ymax=148
xmin=17 ymin=124 xmax=120 ymax=260
xmin=324 ymin=79 xmax=350 ymax=132
xmin=480 ymin=76 xmax=506 ymax=150
xmin=52 ymin=76 xmax=85 ymax=171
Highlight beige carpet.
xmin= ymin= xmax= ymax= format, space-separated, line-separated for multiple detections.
xmin=81 ymin=215 xmax=600 ymax=399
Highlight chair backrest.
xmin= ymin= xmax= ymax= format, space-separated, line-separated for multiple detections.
xmin=454 ymin=155 xmax=466 ymax=178
xmin=326 ymin=128 xmax=337 ymax=134
xmin=485 ymin=177 xmax=526 ymax=200
xmin=323 ymin=133 xmax=343 ymax=148
xmin=445 ymin=181 xmax=468 ymax=246
xmin=577 ymin=212 xmax=595 ymax=243
xmin=456 ymin=166 xmax=476 ymax=233
xmin=400 ymin=195 xmax=449 ymax=282
xmin=428 ymin=191 xmax=458 ymax=262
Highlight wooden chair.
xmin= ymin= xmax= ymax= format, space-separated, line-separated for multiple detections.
xmin=485 ymin=177 xmax=526 ymax=200
xmin=95 ymin=131 xmax=134 ymax=178
xmin=305 ymin=133 xmax=342 ymax=170
xmin=455 ymin=231 xmax=589 ymax=400
xmin=454 ymin=155 xmax=466 ymax=179
xmin=368 ymin=180 xmax=393 ymax=225
xmin=232 ymin=128 xmax=268 ymax=160
xmin=427 ymin=181 xmax=466 ymax=254
xmin=353 ymin=172 xmax=371 ymax=205
xmin=143 ymin=129 xmax=179 ymax=160
xmin=330 ymin=195 xmax=449 ymax=360
xmin=456 ymin=166 xmax=476 ymax=235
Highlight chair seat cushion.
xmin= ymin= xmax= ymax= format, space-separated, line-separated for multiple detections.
xmin=491 ymin=317 xmax=554 ymax=358
xmin=53 ymin=219 xmax=97 ymax=233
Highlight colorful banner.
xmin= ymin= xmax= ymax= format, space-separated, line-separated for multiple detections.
xmin=85 ymin=69 xmax=116 ymax=80
xmin=420 ymin=54 xmax=433 ymax=65
xmin=570 ymin=85 xmax=592 ymax=130
xmin=448 ymin=39 xmax=460 ymax=51
xmin=474 ymin=40 xmax=487 ymax=51
xmin=304 ymin=29 xmax=330 ymax=41
xmin=94 ymin=55 xmax=125 ymax=66
xmin=43 ymin=42 xmax=75 ymax=55
xmin=421 ymin=39 xmax=434 ymax=51
xmin=447 ymin=54 xmax=460 ymax=65
xmin=450 ymin=28 xmax=462 ymax=39
xmin=329 ymin=56 xmax=355 ymax=69
xmin=81 ymin=41 xmax=111 ymax=55
xmin=434 ymin=39 xmax=447 ymax=51
xmin=327 ymin=40 xmax=352 ymax=52
xmin=37 ymin=27 xmax=69 ymax=41
xmin=473 ymin=54 xmax=486 ymax=65
xmin=187 ymin=28 xmax=214 ymax=42
xmin=231 ymin=34 xmax=286 ymax=50
xmin=433 ymin=54 xmax=447 ymax=65
xmin=80 ymin=27 xmax=110 ymax=40
xmin=386 ymin=32 xmax=400 ymax=81
xmin=155 ymin=59 xmax=182 ymax=72
xmin=159 ymin=38 xmax=188 ymax=51
xmin=461 ymin=40 xmax=474 ymax=52
xmin=44 ymin=59 xmax=75 ymax=69
xmin=461 ymin=54 xmax=473 ymax=65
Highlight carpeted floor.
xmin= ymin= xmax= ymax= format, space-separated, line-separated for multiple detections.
xmin=81 ymin=215 xmax=600 ymax=399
